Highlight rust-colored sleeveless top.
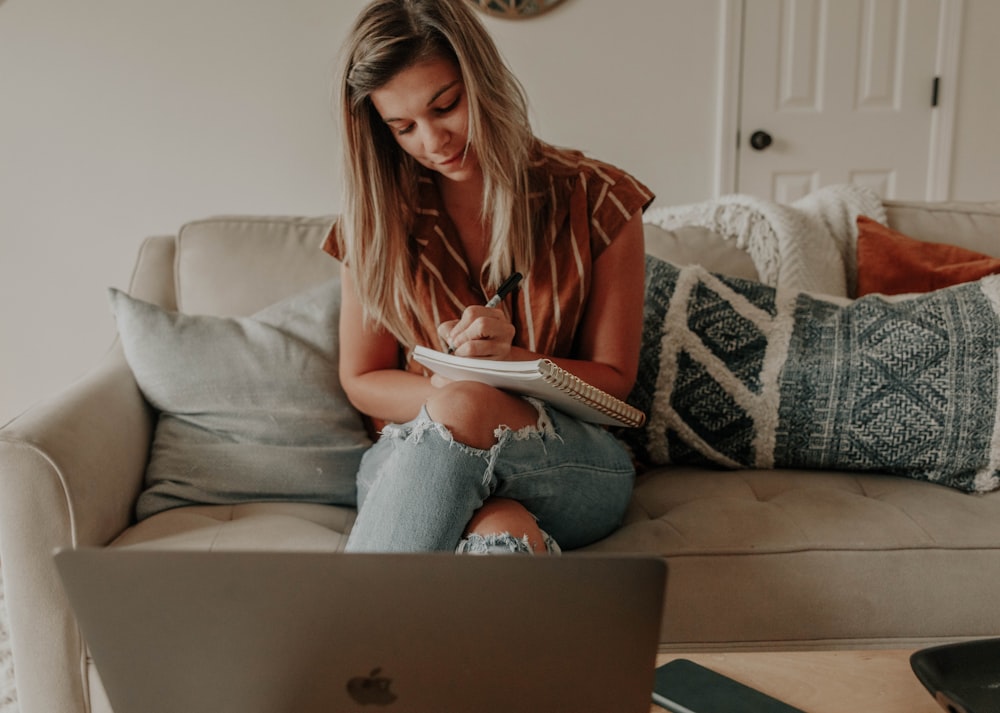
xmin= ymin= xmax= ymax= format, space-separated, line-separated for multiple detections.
xmin=322 ymin=140 xmax=654 ymax=374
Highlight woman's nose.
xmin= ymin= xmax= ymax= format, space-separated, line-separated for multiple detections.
xmin=423 ymin=122 xmax=450 ymax=154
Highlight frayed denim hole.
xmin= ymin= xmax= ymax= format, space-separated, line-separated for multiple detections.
xmin=455 ymin=532 xmax=534 ymax=555
xmin=493 ymin=397 xmax=560 ymax=455
xmin=526 ymin=396 xmax=558 ymax=438
xmin=382 ymin=416 xmax=457 ymax=447
xmin=390 ymin=413 xmax=497 ymax=489
xmin=379 ymin=423 xmax=407 ymax=440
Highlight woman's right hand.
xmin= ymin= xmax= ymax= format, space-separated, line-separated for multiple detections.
xmin=438 ymin=305 xmax=515 ymax=359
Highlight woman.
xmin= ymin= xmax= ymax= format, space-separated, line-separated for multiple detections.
xmin=325 ymin=0 xmax=653 ymax=554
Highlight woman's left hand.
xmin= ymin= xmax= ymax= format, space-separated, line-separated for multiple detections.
xmin=438 ymin=305 xmax=515 ymax=359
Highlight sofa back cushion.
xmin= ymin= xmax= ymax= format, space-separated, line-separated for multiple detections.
xmin=884 ymin=200 xmax=1000 ymax=257
xmin=643 ymin=223 xmax=759 ymax=281
xmin=175 ymin=217 xmax=765 ymax=318
xmin=168 ymin=203 xmax=1000 ymax=315
xmin=175 ymin=215 xmax=340 ymax=316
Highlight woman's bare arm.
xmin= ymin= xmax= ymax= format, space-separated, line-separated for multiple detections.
xmin=478 ymin=210 xmax=647 ymax=402
xmin=338 ymin=266 xmax=435 ymax=424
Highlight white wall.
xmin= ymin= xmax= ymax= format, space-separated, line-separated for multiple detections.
xmin=949 ymin=0 xmax=1000 ymax=201
xmin=0 ymin=0 xmax=362 ymax=424
xmin=1 ymin=0 xmax=997 ymax=425
xmin=0 ymin=0 xmax=720 ymax=424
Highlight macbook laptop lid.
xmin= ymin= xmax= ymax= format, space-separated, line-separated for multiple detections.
xmin=55 ymin=549 xmax=666 ymax=713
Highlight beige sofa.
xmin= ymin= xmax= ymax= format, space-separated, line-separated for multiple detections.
xmin=2 ymin=196 xmax=1000 ymax=713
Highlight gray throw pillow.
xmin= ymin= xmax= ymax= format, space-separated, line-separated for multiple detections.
xmin=622 ymin=255 xmax=1000 ymax=493
xmin=110 ymin=278 xmax=371 ymax=520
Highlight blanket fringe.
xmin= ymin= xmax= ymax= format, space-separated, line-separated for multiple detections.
xmin=644 ymin=184 xmax=886 ymax=298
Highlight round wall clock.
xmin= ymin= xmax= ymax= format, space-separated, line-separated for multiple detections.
xmin=466 ymin=0 xmax=567 ymax=20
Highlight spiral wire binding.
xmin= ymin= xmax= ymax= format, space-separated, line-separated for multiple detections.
xmin=538 ymin=360 xmax=646 ymax=427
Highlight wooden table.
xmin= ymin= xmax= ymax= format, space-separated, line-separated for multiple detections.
xmin=650 ymin=650 xmax=941 ymax=713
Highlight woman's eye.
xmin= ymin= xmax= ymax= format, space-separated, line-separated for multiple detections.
xmin=436 ymin=96 xmax=460 ymax=114
xmin=392 ymin=94 xmax=459 ymax=136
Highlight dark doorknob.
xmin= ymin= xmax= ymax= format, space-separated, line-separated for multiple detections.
xmin=749 ymin=130 xmax=773 ymax=151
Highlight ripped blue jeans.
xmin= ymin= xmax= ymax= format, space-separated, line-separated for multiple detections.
xmin=344 ymin=399 xmax=635 ymax=553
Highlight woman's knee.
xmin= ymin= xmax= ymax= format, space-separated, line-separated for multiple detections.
xmin=463 ymin=498 xmax=548 ymax=554
xmin=424 ymin=381 xmax=536 ymax=449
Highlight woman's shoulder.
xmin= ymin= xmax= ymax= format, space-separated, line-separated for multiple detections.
xmin=529 ymin=140 xmax=654 ymax=212
xmin=530 ymin=140 xmax=606 ymax=178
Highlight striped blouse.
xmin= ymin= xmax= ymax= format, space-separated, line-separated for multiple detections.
xmin=323 ymin=140 xmax=654 ymax=374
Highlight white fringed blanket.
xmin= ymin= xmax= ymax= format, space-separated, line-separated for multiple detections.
xmin=643 ymin=183 xmax=887 ymax=297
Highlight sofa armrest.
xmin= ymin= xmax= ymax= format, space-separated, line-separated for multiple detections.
xmin=0 ymin=344 xmax=152 ymax=713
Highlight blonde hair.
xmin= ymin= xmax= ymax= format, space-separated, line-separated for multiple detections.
xmin=336 ymin=0 xmax=535 ymax=347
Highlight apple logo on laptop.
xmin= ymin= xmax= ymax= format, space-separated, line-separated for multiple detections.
xmin=346 ymin=667 xmax=398 ymax=706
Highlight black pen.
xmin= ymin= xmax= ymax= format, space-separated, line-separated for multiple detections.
xmin=446 ymin=272 xmax=522 ymax=353
xmin=485 ymin=272 xmax=523 ymax=308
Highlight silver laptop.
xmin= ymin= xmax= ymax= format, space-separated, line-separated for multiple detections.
xmin=55 ymin=549 xmax=666 ymax=713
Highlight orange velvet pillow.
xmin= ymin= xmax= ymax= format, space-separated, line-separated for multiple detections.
xmin=855 ymin=215 xmax=1000 ymax=297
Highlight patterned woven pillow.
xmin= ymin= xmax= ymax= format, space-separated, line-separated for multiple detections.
xmin=623 ymin=255 xmax=1000 ymax=493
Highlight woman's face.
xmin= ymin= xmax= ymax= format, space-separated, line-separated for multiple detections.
xmin=369 ymin=55 xmax=479 ymax=183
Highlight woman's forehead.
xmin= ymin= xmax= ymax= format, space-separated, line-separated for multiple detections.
xmin=370 ymin=56 xmax=463 ymax=119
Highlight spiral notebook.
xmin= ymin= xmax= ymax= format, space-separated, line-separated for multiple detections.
xmin=412 ymin=345 xmax=646 ymax=427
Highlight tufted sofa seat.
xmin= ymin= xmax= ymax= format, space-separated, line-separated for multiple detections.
xmin=2 ymin=198 xmax=1000 ymax=713
xmin=589 ymin=466 xmax=1000 ymax=648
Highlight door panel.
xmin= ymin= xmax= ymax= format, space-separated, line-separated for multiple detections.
xmin=738 ymin=0 xmax=942 ymax=202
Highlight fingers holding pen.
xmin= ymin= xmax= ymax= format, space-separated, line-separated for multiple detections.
xmin=438 ymin=306 xmax=514 ymax=359
xmin=435 ymin=272 xmax=522 ymax=358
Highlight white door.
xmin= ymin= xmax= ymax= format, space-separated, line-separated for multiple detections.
xmin=737 ymin=0 xmax=950 ymax=202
